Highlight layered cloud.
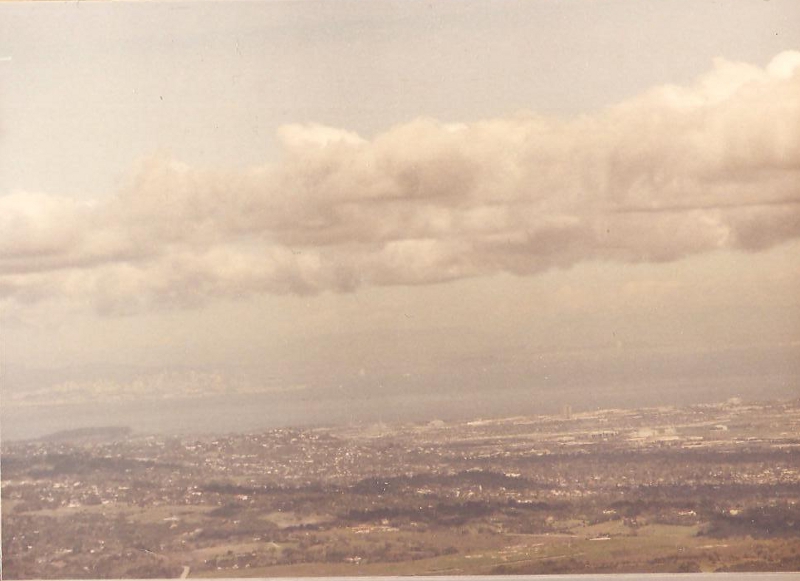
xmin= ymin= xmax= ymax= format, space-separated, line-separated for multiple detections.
xmin=2 ymin=52 xmax=799 ymax=314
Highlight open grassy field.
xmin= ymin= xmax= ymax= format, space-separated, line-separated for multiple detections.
xmin=191 ymin=522 xmax=799 ymax=577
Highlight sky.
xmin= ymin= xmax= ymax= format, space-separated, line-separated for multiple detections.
xmin=1 ymin=0 xmax=799 ymax=439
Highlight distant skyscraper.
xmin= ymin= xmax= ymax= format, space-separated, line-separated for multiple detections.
xmin=562 ymin=404 xmax=572 ymax=420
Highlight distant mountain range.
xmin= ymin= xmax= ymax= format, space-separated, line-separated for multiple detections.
xmin=34 ymin=425 xmax=132 ymax=444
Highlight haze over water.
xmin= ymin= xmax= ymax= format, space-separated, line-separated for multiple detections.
xmin=2 ymin=0 xmax=799 ymax=443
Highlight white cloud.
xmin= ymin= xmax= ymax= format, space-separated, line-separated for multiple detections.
xmin=2 ymin=51 xmax=799 ymax=314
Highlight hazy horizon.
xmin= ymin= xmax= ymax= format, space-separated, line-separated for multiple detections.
xmin=2 ymin=0 xmax=799 ymax=443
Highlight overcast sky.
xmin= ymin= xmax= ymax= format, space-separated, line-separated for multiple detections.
xmin=1 ymin=0 xmax=799 ymax=438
